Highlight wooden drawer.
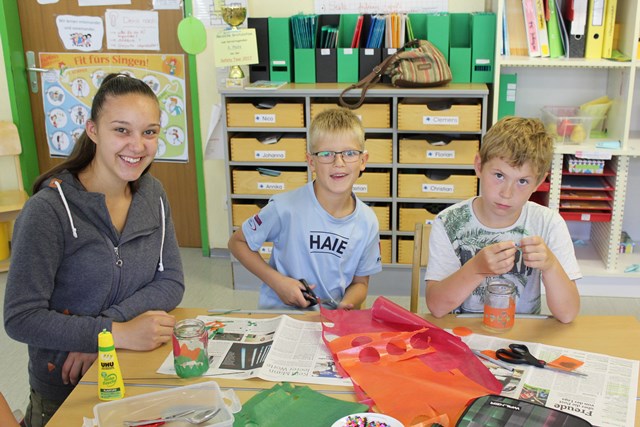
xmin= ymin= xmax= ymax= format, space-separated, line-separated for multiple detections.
xmin=259 ymin=242 xmax=273 ymax=261
xmin=398 ymin=173 xmax=477 ymax=199
xmin=398 ymin=208 xmax=437 ymax=231
xmin=398 ymin=99 xmax=481 ymax=132
xmin=380 ymin=238 xmax=392 ymax=264
xmin=397 ymin=239 xmax=414 ymax=265
xmin=353 ymin=171 xmax=391 ymax=198
xmin=310 ymin=103 xmax=391 ymax=128
xmin=399 ymin=138 xmax=479 ymax=165
xmin=232 ymin=170 xmax=308 ymax=195
xmin=231 ymin=202 xmax=262 ymax=227
xmin=226 ymin=102 xmax=304 ymax=128
xmin=368 ymin=205 xmax=390 ymax=231
xmin=366 ymin=138 xmax=392 ymax=164
xmin=230 ymin=136 xmax=306 ymax=162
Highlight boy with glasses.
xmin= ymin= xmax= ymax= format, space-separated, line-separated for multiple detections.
xmin=228 ymin=108 xmax=382 ymax=309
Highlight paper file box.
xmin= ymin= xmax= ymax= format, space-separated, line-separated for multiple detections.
xmin=316 ymin=14 xmax=340 ymax=83
xmin=449 ymin=13 xmax=472 ymax=83
xmin=248 ymin=17 xmax=270 ymax=82
xmin=427 ymin=13 xmax=450 ymax=62
xmin=268 ymin=17 xmax=293 ymax=82
xmin=337 ymin=14 xmax=360 ymax=83
xmin=471 ymin=12 xmax=496 ymax=83
xmin=294 ymin=48 xmax=316 ymax=83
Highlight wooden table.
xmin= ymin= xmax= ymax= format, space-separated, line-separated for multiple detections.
xmin=47 ymin=309 xmax=640 ymax=426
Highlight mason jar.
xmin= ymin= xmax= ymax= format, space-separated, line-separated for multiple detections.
xmin=172 ymin=318 xmax=209 ymax=378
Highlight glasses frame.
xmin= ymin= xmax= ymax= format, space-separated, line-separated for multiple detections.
xmin=311 ymin=150 xmax=364 ymax=164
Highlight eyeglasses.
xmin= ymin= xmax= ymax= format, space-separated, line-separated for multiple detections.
xmin=311 ymin=150 xmax=363 ymax=164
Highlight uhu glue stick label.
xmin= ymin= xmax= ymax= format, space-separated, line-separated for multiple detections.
xmin=98 ymin=329 xmax=125 ymax=400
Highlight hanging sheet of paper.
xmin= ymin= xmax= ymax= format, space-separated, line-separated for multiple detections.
xmin=213 ymin=28 xmax=258 ymax=68
xmin=55 ymin=15 xmax=104 ymax=51
xmin=105 ymin=9 xmax=160 ymax=50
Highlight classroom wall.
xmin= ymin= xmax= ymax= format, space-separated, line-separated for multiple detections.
xmin=0 ymin=46 xmax=19 ymax=191
xmin=0 ymin=0 xmax=486 ymax=249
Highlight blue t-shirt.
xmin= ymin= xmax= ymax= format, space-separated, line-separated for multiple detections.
xmin=242 ymin=182 xmax=382 ymax=309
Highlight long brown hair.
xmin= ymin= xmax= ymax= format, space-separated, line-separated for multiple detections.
xmin=32 ymin=73 xmax=159 ymax=193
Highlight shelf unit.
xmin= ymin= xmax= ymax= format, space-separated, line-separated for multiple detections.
xmin=490 ymin=0 xmax=640 ymax=277
xmin=220 ymin=83 xmax=488 ymax=292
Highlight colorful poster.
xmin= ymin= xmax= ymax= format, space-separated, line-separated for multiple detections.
xmin=39 ymin=52 xmax=188 ymax=162
xmin=55 ymin=15 xmax=104 ymax=51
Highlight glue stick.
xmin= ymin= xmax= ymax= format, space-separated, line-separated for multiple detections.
xmin=98 ymin=329 xmax=125 ymax=400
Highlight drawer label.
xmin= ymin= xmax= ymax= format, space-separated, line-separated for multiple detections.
xmin=352 ymin=184 xmax=368 ymax=193
xmin=255 ymin=150 xmax=286 ymax=160
xmin=426 ymin=150 xmax=455 ymax=159
xmin=255 ymin=114 xmax=276 ymax=124
xmin=260 ymin=246 xmax=273 ymax=255
xmin=422 ymin=183 xmax=454 ymax=193
xmin=423 ymin=116 xmax=459 ymax=126
xmin=258 ymin=182 xmax=285 ymax=190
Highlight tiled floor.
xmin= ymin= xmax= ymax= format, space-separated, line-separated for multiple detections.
xmin=1 ymin=247 xmax=640 ymax=414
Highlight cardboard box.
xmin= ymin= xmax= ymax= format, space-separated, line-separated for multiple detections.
xmin=398 ymin=138 xmax=478 ymax=165
xmin=398 ymin=173 xmax=477 ymax=199
xmin=310 ymin=102 xmax=391 ymax=128
xmin=232 ymin=170 xmax=307 ymax=195
xmin=259 ymin=242 xmax=273 ymax=260
xmin=365 ymin=138 xmax=393 ymax=164
xmin=398 ymin=207 xmax=437 ymax=231
xmin=398 ymin=99 xmax=481 ymax=132
xmin=230 ymin=136 xmax=306 ymax=162
xmin=226 ymin=102 xmax=304 ymax=128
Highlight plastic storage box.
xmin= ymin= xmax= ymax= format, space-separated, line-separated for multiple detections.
xmin=93 ymin=381 xmax=240 ymax=427
xmin=541 ymin=106 xmax=594 ymax=144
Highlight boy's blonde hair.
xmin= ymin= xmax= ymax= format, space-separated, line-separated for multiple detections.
xmin=308 ymin=108 xmax=365 ymax=152
xmin=479 ymin=116 xmax=553 ymax=182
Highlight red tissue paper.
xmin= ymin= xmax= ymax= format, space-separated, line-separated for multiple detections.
xmin=321 ymin=297 xmax=502 ymax=427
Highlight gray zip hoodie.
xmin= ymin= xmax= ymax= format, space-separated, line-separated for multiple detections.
xmin=3 ymin=170 xmax=184 ymax=403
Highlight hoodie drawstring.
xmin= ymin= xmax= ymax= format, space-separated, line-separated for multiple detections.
xmin=158 ymin=197 xmax=166 ymax=272
xmin=54 ymin=181 xmax=78 ymax=238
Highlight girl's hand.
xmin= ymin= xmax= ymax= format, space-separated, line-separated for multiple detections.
xmin=61 ymin=352 xmax=97 ymax=385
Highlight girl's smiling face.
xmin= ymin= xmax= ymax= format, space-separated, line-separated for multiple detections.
xmin=86 ymin=93 xmax=161 ymax=186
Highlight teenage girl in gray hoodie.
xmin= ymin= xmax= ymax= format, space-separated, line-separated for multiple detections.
xmin=3 ymin=73 xmax=185 ymax=427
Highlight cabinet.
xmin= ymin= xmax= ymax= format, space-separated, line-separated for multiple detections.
xmin=490 ymin=0 xmax=640 ymax=279
xmin=220 ymin=84 xmax=488 ymax=291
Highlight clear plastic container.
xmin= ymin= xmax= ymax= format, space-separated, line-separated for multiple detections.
xmin=93 ymin=381 xmax=241 ymax=427
xmin=540 ymin=106 xmax=594 ymax=145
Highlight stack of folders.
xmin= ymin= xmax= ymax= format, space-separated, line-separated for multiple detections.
xmin=384 ymin=13 xmax=408 ymax=49
xmin=505 ymin=0 xmax=618 ymax=59
xmin=319 ymin=25 xmax=338 ymax=49
xmin=502 ymin=0 xmax=572 ymax=58
xmin=366 ymin=15 xmax=386 ymax=49
xmin=291 ymin=14 xmax=318 ymax=49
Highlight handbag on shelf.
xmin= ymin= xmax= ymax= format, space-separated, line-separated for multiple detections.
xmin=339 ymin=39 xmax=452 ymax=109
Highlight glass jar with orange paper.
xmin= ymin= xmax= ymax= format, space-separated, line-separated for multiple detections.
xmin=172 ymin=318 xmax=209 ymax=378
xmin=483 ymin=278 xmax=516 ymax=333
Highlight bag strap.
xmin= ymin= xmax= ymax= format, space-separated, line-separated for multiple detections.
xmin=338 ymin=39 xmax=420 ymax=109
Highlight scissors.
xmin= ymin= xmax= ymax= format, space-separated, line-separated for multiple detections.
xmin=299 ymin=279 xmax=318 ymax=307
xmin=496 ymin=344 xmax=588 ymax=377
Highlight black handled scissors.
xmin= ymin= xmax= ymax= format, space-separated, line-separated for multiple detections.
xmin=496 ymin=344 xmax=588 ymax=377
xmin=299 ymin=279 xmax=318 ymax=307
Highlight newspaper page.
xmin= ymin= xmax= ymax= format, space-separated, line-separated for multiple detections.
xmin=458 ymin=333 xmax=639 ymax=427
xmin=158 ymin=315 xmax=351 ymax=386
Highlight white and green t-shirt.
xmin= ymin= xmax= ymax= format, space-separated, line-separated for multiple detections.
xmin=425 ymin=199 xmax=581 ymax=314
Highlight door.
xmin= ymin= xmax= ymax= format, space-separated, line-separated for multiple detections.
xmin=14 ymin=0 xmax=201 ymax=247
